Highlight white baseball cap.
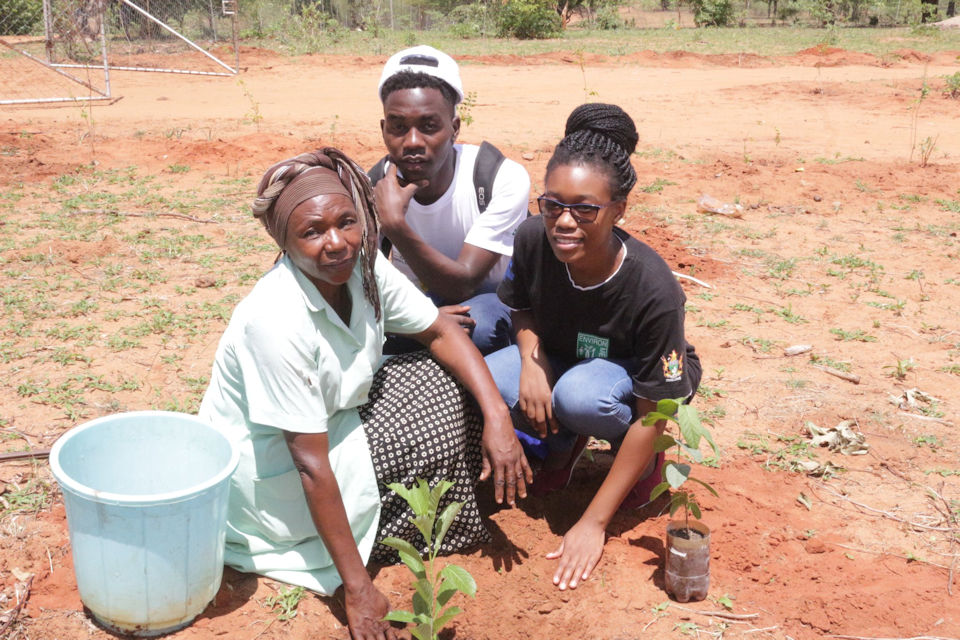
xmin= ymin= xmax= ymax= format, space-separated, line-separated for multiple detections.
xmin=378 ymin=45 xmax=464 ymax=105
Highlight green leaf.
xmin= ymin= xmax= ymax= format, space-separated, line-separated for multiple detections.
xmin=434 ymin=605 xmax=463 ymax=630
xmin=669 ymin=492 xmax=688 ymax=516
xmin=436 ymin=579 xmax=459 ymax=607
xmin=642 ymin=411 xmax=672 ymax=426
xmin=381 ymin=537 xmax=426 ymax=577
xmin=650 ymin=481 xmax=670 ymax=501
xmin=657 ymin=398 xmax=680 ymax=417
xmin=677 ymin=404 xmax=702 ymax=450
xmin=411 ymin=625 xmax=432 ymax=640
xmin=410 ymin=513 xmax=434 ymax=547
xmin=439 ymin=564 xmax=477 ymax=597
xmin=386 ymin=482 xmax=413 ymax=506
xmin=412 ymin=587 xmax=431 ymax=617
xmin=434 ymin=501 xmax=462 ymax=551
xmin=689 ymin=500 xmax=702 ymax=519
xmin=653 ymin=434 xmax=678 ymax=453
xmin=688 ymin=476 xmax=719 ymax=497
xmin=384 ymin=610 xmax=417 ymax=623
xmin=679 ymin=441 xmax=703 ymax=463
xmin=664 ymin=461 xmax=691 ymax=489
xmin=408 ymin=479 xmax=432 ymax=517
xmin=429 ymin=479 xmax=454 ymax=513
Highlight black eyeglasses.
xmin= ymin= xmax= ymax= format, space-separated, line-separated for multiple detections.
xmin=536 ymin=196 xmax=621 ymax=224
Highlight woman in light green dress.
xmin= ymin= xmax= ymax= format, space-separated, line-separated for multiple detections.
xmin=199 ymin=148 xmax=531 ymax=640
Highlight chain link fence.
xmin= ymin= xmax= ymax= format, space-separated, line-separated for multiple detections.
xmin=2 ymin=0 xmax=238 ymax=104
xmin=1 ymin=0 xmax=111 ymax=104
xmin=102 ymin=0 xmax=238 ymax=74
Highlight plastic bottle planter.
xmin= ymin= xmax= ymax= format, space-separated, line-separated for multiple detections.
xmin=664 ymin=519 xmax=710 ymax=603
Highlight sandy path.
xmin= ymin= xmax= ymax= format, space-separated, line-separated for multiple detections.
xmin=11 ymin=53 xmax=960 ymax=164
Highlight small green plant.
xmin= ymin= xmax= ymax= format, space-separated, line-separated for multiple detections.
xmin=640 ymin=178 xmax=677 ymax=194
xmin=642 ymin=398 xmax=719 ymax=525
xmin=458 ymin=91 xmax=478 ymax=128
xmin=944 ymin=71 xmax=960 ymax=99
xmin=264 ymin=585 xmax=306 ymax=621
xmin=382 ymin=479 xmax=477 ymax=640
xmin=238 ymin=79 xmax=263 ymax=131
xmin=909 ymin=80 xmax=929 ymax=164
xmin=830 ymin=327 xmax=877 ymax=342
xmin=918 ymin=135 xmax=938 ymax=168
xmin=884 ymin=357 xmax=915 ymax=380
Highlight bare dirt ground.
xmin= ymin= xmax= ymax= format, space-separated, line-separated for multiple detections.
xmin=2 ymin=44 xmax=960 ymax=640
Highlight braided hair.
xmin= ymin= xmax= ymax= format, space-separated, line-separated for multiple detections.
xmin=252 ymin=148 xmax=382 ymax=320
xmin=546 ymin=103 xmax=639 ymax=200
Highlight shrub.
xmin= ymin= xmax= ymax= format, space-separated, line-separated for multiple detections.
xmin=497 ymin=0 xmax=561 ymax=39
xmin=592 ymin=4 xmax=626 ymax=29
xmin=1 ymin=0 xmax=42 ymax=35
xmin=446 ymin=2 xmax=499 ymax=38
xmin=690 ymin=0 xmax=735 ymax=26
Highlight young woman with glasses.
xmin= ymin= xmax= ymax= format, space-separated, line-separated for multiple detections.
xmin=484 ymin=103 xmax=701 ymax=592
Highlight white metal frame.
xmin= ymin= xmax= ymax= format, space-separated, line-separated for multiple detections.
xmin=0 ymin=0 xmax=111 ymax=105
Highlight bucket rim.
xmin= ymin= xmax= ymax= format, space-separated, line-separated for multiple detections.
xmin=49 ymin=410 xmax=240 ymax=506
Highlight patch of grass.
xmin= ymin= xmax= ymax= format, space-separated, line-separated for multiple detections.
xmin=814 ymin=155 xmax=864 ymax=164
xmin=913 ymin=434 xmax=942 ymax=450
xmin=936 ymin=199 xmax=960 ymax=213
xmin=774 ymin=304 xmax=806 ymax=324
xmin=639 ymin=178 xmax=677 ymax=193
xmin=264 ymin=585 xmax=306 ymax=621
xmin=830 ymin=328 xmax=877 ymax=342
xmin=0 ymin=475 xmax=52 ymax=516
xmin=809 ymin=354 xmax=851 ymax=372
xmin=737 ymin=431 xmax=818 ymax=473
xmin=766 ymin=257 xmax=797 ymax=280
xmin=939 ymin=365 xmax=960 ymax=375
xmin=740 ymin=336 xmax=775 ymax=353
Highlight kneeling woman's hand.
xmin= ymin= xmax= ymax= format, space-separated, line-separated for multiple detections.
xmin=344 ymin=581 xmax=398 ymax=640
xmin=546 ymin=518 xmax=606 ymax=591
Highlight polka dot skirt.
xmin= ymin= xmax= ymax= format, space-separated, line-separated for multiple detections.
xmin=361 ymin=351 xmax=490 ymax=565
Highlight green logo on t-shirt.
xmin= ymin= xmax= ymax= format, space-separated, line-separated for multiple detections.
xmin=576 ymin=332 xmax=610 ymax=359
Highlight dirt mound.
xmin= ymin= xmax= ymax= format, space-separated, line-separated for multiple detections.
xmin=792 ymin=46 xmax=882 ymax=66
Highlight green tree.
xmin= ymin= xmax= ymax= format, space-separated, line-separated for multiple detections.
xmin=1 ymin=0 xmax=43 ymax=35
xmin=498 ymin=0 xmax=562 ymax=37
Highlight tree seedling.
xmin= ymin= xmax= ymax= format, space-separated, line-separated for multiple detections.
xmin=642 ymin=398 xmax=720 ymax=527
xmin=382 ymin=479 xmax=477 ymax=640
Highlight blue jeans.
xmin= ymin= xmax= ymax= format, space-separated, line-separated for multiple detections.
xmin=384 ymin=292 xmax=513 ymax=356
xmin=484 ymin=345 xmax=637 ymax=455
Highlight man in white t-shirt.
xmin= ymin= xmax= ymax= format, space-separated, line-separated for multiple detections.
xmin=372 ymin=45 xmax=531 ymax=354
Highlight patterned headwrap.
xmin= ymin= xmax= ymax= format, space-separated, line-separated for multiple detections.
xmin=252 ymin=148 xmax=382 ymax=319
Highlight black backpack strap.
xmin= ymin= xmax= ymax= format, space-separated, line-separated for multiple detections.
xmin=473 ymin=141 xmax=506 ymax=213
xmin=367 ymin=156 xmax=393 ymax=256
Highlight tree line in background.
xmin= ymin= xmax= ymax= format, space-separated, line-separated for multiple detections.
xmin=2 ymin=0 xmax=956 ymax=40
xmin=249 ymin=0 xmax=955 ymax=36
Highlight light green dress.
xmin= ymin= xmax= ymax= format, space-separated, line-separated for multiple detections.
xmin=199 ymin=252 xmax=438 ymax=595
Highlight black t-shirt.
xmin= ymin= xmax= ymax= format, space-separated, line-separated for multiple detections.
xmin=498 ymin=216 xmax=700 ymax=401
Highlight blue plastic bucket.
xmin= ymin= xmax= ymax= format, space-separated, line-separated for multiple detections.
xmin=49 ymin=411 xmax=239 ymax=636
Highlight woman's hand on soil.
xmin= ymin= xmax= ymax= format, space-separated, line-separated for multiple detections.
xmin=344 ymin=581 xmax=398 ymax=640
xmin=480 ymin=419 xmax=532 ymax=507
xmin=517 ymin=357 xmax=557 ymax=438
xmin=545 ymin=520 xmax=606 ymax=591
